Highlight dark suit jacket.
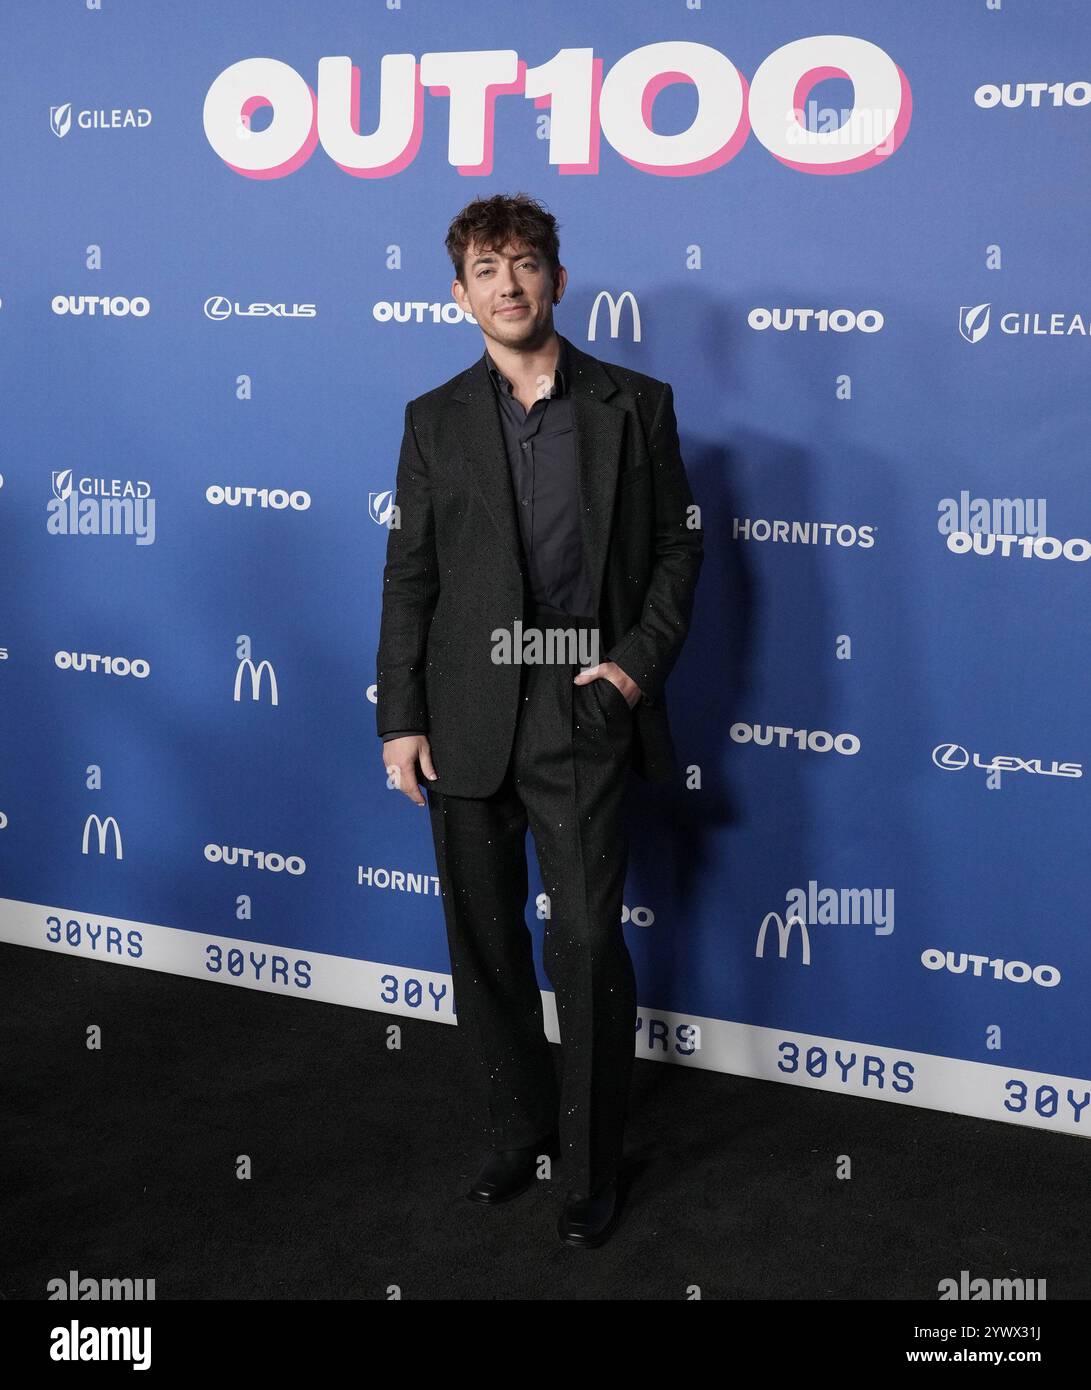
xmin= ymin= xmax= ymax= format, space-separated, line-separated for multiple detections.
xmin=375 ymin=332 xmax=703 ymax=799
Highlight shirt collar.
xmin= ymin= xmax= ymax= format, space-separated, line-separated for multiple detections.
xmin=484 ymin=335 xmax=569 ymax=400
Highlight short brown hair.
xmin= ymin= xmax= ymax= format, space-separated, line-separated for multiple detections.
xmin=446 ymin=192 xmax=561 ymax=288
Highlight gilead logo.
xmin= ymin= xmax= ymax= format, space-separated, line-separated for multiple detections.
xmin=203 ymin=36 xmax=911 ymax=179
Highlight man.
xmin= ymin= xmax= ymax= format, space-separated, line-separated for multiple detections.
xmin=375 ymin=193 xmax=702 ymax=1248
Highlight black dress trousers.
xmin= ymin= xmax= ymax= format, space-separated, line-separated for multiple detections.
xmin=425 ymin=603 xmax=638 ymax=1197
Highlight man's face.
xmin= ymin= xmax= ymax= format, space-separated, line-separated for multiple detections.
xmin=452 ymin=238 xmax=567 ymax=352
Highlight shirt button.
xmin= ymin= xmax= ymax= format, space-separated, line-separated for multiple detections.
xmin=521 ymin=442 xmax=529 ymax=450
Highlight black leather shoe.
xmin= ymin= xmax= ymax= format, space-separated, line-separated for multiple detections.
xmin=466 ymin=1131 xmax=559 ymax=1204
xmin=557 ymin=1177 xmax=621 ymax=1247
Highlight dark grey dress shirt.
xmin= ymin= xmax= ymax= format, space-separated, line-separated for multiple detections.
xmin=380 ymin=336 xmax=598 ymax=743
xmin=484 ymin=334 xmax=595 ymax=622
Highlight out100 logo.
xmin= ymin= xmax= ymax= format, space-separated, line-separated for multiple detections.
xmin=203 ymin=35 xmax=911 ymax=180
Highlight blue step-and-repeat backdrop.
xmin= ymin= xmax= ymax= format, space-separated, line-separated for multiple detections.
xmin=3 ymin=1 xmax=1089 ymax=1137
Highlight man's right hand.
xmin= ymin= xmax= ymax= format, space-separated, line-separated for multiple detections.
xmin=382 ymin=735 xmax=437 ymax=807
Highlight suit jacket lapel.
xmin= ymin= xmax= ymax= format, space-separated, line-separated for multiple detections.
xmin=447 ymin=333 xmax=625 ymax=619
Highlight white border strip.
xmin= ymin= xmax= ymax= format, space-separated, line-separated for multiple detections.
xmin=2 ymin=898 xmax=1086 ymax=1139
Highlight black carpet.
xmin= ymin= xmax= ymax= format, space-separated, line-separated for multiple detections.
xmin=2 ymin=941 xmax=1087 ymax=1301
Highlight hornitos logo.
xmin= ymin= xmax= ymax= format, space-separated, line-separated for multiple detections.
xmin=921 ymin=948 xmax=1060 ymax=988
xmin=733 ymin=517 xmax=876 ymax=548
xmin=732 ymin=723 xmax=861 ymax=755
xmin=203 ymin=37 xmax=910 ymax=179
xmin=959 ymin=302 xmax=1091 ymax=343
xmin=938 ymin=490 xmax=1088 ymax=562
xmin=206 ymin=485 xmax=311 ymax=510
xmin=358 ymin=865 xmax=442 ymax=895
xmin=48 ymin=470 xmax=156 ymax=545
xmin=372 ymin=301 xmax=475 ymax=325
xmin=204 ymin=295 xmax=316 ymax=319
xmin=57 ymin=652 xmax=150 ymax=679
xmin=50 ymin=103 xmax=152 ymax=138
xmin=52 ymin=295 xmax=150 ymax=317
xmin=931 ymin=744 xmax=1081 ymax=780
xmin=748 ymin=306 xmax=883 ymax=333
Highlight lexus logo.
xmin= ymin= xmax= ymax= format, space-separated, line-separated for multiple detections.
xmin=932 ymin=743 xmax=969 ymax=770
xmin=932 ymin=743 xmax=1081 ymax=778
xmin=203 ymin=296 xmax=318 ymax=320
